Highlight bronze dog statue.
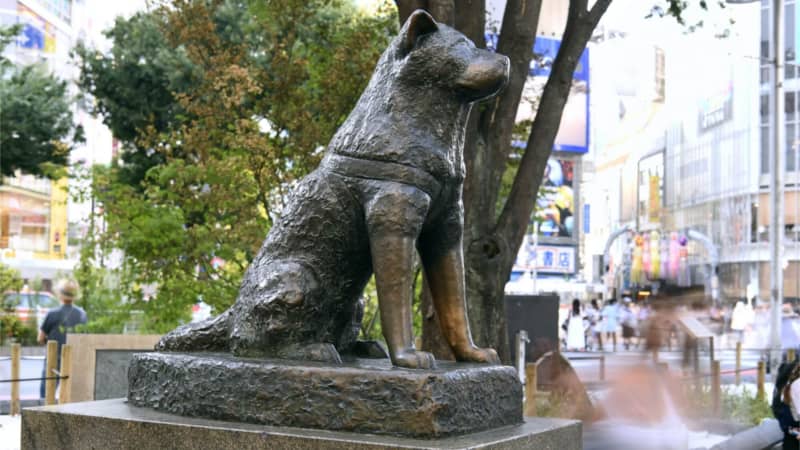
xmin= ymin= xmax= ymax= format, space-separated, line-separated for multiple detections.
xmin=157 ymin=10 xmax=509 ymax=369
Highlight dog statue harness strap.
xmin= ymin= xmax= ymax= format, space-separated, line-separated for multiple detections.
xmin=322 ymin=153 xmax=442 ymax=201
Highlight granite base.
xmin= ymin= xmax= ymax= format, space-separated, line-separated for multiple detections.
xmin=127 ymin=352 xmax=523 ymax=438
xmin=21 ymin=398 xmax=582 ymax=450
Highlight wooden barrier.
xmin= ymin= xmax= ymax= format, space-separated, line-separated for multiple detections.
xmin=524 ymin=363 xmax=537 ymax=417
xmin=757 ymin=361 xmax=766 ymax=402
xmin=735 ymin=341 xmax=742 ymax=386
xmin=45 ymin=340 xmax=57 ymax=405
xmin=59 ymin=344 xmax=72 ymax=404
xmin=711 ymin=360 xmax=721 ymax=415
xmin=789 ymin=348 xmax=797 ymax=363
xmin=10 ymin=343 xmax=20 ymax=416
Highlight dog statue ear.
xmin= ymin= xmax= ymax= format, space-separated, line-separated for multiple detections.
xmin=400 ymin=9 xmax=438 ymax=56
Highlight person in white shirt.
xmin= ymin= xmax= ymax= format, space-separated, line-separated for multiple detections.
xmin=784 ymin=364 xmax=800 ymax=450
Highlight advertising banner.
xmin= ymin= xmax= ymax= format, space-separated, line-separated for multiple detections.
xmin=527 ymin=36 xmax=590 ymax=154
xmin=486 ymin=33 xmax=590 ymax=154
xmin=536 ymin=157 xmax=575 ymax=238
xmin=17 ymin=4 xmax=56 ymax=54
xmin=648 ymin=175 xmax=661 ymax=221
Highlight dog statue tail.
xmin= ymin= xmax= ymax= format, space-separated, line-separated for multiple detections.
xmin=155 ymin=310 xmax=231 ymax=352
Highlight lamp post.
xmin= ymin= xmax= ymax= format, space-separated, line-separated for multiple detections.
xmin=769 ymin=0 xmax=785 ymax=370
xmin=726 ymin=0 xmax=783 ymax=368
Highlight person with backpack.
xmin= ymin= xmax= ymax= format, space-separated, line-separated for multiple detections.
xmin=774 ymin=358 xmax=800 ymax=450
xmin=38 ymin=279 xmax=87 ymax=399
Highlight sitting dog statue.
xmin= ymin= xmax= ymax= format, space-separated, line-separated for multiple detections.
xmin=157 ymin=10 xmax=509 ymax=369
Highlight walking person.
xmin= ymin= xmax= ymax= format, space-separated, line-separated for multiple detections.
xmin=565 ymin=299 xmax=586 ymax=351
xmin=39 ymin=279 xmax=87 ymax=400
xmin=585 ymin=299 xmax=601 ymax=351
xmin=620 ymin=300 xmax=637 ymax=351
xmin=601 ymin=298 xmax=619 ymax=352
xmin=776 ymin=361 xmax=800 ymax=450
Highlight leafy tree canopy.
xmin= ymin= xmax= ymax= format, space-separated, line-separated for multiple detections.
xmin=75 ymin=0 xmax=397 ymax=333
xmin=0 ymin=25 xmax=83 ymax=179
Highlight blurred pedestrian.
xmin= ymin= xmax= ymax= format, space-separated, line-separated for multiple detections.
xmin=38 ymin=279 xmax=87 ymax=399
xmin=566 ymin=299 xmax=586 ymax=351
xmin=620 ymin=300 xmax=636 ymax=351
xmin=730 ymin=300 xmax=747 ymax=344
xmin=585 ymin=299 xmax=601 ymax=351
xmin=779 ymin=363 xmax=800 ymax=450
xmin=601 ymin=298 xmax=619 ymax=352
xmin=636 ymin=302 xmax=651 ymax=349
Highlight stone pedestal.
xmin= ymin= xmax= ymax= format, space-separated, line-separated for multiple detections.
xmin=21 ymin=398 xmax=582 ymax=450
xmin=127 ymin=352 xmax=522 ymax=438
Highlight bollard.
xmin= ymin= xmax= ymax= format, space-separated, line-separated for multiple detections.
xmin=735 ymin=341 xmax=742 ymax=386
xmin=709 ymin=336 xmax=715 ymax=364
xmin=45 ymin=340 xmax=58 ymax=405
xmin=59 ymin=344 xmax=72 ymax=404
xmin=789 ymin=348 xmax=797 ymax=363
xmin=11 ymin=343 xmax=20 ymax=416
xmin=711 ymin=360 xmax=721 ymax=416
xmin=515 ymin=330 xmax=529 ymax=384
xmin=757 ymin=361 xmax=766 ymax=402
xmin=525 ymin=363 xmax=537 ymax=417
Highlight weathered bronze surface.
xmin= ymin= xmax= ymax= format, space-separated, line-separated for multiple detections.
xmin=127 ymin=352 xmax=523 ymax=438
xmin=155 ymin=10 xmax=510 ymax=370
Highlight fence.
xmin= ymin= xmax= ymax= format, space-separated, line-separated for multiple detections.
xmin=519 ymin=337 xmax=782 ymax=418
xmin=0 ymin=341 xmax=73 ymax=415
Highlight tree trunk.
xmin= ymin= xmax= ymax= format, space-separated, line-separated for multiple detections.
xmin=395 ymin=0 xmax=613 ymax=364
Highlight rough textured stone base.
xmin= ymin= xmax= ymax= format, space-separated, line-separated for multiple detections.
xmin=127 ymin=352 xmax=522 ymax=438
xmin=21 ymin=399 xmax=582 ymax=450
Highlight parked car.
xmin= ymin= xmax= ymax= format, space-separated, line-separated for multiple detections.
xmin=2 ymin=291 xmax=60 ymax=329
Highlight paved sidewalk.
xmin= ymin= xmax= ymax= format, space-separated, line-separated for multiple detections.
xmin=0 ymin=415 xmax=20 ymax=450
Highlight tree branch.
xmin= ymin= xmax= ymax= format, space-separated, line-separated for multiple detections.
xmin=589 ymin=0 xmax=613 ymax=24
xmin=463 ymin=0 xmax=541 ymax=244
xmin=494 ymin=0 xmax=609 ymax=259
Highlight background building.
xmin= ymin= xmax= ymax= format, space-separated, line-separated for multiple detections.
xmin=0 ymin=0 xmax=114 ymax=287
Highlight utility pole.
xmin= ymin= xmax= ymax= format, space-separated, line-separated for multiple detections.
xmin=769 ymin=0 xmax=785 ymax=370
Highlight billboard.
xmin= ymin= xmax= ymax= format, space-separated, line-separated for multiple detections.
xmin=536 ymin=157 xmax=575 ymax=238
xmin=17 ymin=3 xmax=56 ymax=54
xmin=486 ymin=34 xmax=590 ymax=154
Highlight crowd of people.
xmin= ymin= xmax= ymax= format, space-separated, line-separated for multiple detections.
xmin=561 ymin=297 xmax=667 ymax=352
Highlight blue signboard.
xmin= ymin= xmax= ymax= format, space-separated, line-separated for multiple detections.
xmin=583 ymin=204 xmax=590 ymax=234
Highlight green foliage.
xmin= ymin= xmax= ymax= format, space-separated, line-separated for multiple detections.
xmin=683 ymin=383 xmax=773 ymax=426
xmin=647 ymin=1 xmax=727 ymax=28
xmin=0 ymin=263 xmax=23 ymax=295
xmin=73 ymin=13 xmax=195 ymax=186
xmin=0 ymin=314 xmax=37 ymax=345
xmin=75 ymin=0 xmax=397 ymax=333
xmin=0 ymin=25 xmax=83 ymax=178
xmin=360 ymin=276 xmax=382 ymax=341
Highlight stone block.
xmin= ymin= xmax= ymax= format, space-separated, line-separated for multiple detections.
xmin=127 ymin=352 xmax=523 ymax=438
xmin=21 ymin=398 xmax=582 ymax=450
